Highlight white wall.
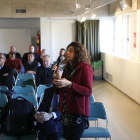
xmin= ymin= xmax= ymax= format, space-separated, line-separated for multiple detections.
xmin=102 ymin=52 xmax=140 ymax=104
xmin=0 ymin=29 xmax=31 ymax=57
xmin=40 ymin=17 xmax=76 ymax=61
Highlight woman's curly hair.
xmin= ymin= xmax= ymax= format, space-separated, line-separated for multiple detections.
xmin=65 ymin=42 xmax=92 ymax=70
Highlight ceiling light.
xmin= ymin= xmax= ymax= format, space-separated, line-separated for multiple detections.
xmin=91 ymin=14 xmax=96 ymax=19
xmin=119 ymin=0 xmax=127 ymax=11
xmin=85 ymin=4 xmax=90 ymax=10
xmin=75 ymin=3 xmax=81 ymax=9
xmin=81 ymin=16 xmax=86 ymax=22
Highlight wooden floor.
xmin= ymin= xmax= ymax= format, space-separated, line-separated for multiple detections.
xmin=1 ymin=80 xmax=140 ymax=140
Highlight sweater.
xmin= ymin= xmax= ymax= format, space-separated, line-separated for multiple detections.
xmin=54 ymin=61 xmax=93 ymax=117
xmin=5 ymin=58 xmax=22 ymax=72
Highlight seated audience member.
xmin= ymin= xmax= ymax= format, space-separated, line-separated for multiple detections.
xmin=6 ymin=46 xmax=21 ymax=60
xmin=0 ymin=53 xmax=13 ymax=90
xmin=5 ymin=52 xmax=22 ymax=73
xmin=22 ymin=52 xmax=41 ymax=75
xmin=36 ymin=49 xmax=47 ymax=66
xmin=35 ymin=87 xmax=64 ymax=140
xmin=56 ymin=48 xmax=65 ymax=64
xmin=36 ymin=55 xmax=53 ymax=87
xmin=22 ymin=45 xmax=40 ymax=64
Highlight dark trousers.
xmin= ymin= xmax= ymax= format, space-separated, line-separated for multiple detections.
xmin=38 ymin=120 xmax=64 ymax=140
xmin=64 ymin=119 xmax=87 ymax=140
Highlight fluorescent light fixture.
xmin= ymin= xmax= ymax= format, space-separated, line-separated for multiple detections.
xmin=119 ymin=0 xmax=127 ymax=11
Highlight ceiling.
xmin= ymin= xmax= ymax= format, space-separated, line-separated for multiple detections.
xmin=0 ymin=0 xmax=116 ymax=18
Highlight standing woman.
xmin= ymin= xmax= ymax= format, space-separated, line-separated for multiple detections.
xmin=53 ymin=42 xmax=93 ymax=140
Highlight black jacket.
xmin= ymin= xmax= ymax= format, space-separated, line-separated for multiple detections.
xmin=36 ymin=65 xmax=53 ymax=87
xmin=0 ymin=65 xmax=13 ymax=89
xmin=22 ymin=52 xmax=40 ymax=64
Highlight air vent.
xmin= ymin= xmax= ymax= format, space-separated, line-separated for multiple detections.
xmin=106 ymin=72 xmax=112 ymax=82
xmin=16 ymin=9 xmax=26 ymax=13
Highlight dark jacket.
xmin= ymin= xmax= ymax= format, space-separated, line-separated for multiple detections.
xmin=0 ymin=65 xmax=13 ymax=90
xmin=37 ymin=87 xmax=62 ymax=134
xmin=36 ymin=57 xmax=43 ymax=66
xmin=6 ymin=52 xmax=21 ymax=60
xmin=54 ymin=61 xmax=93 ymax=117
xmin=36 ymin=65 xmax=53 ymax=87
xmin=23 ymin=61 xmax=39 ymax=72
xmin=22 ymin=52 xmax=40 ymax=64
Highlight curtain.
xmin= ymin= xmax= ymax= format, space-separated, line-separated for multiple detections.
xmin=76 ymin=20 xmax=100 ymax=63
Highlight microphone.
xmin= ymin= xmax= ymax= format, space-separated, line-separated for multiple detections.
xmin=52 ymin=56 xmax=65 ymax=75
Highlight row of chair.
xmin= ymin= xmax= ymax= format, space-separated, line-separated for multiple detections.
xmin=0 ymin=92 xmax=111 ymax=140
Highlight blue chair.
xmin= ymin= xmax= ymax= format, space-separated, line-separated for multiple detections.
xmin=12 ymin=93 xmax=38 ymax=110
xmin=15 ymin=79 xmax=36 ymax=89
xmin=13 ymin=85 xmax=35 ymax=94
xmin=12 ymin=76 xmax=15 ymax=86
xmin=17 ymin=74 xmax=35 ymax=80
xmin=89 ymin=94 xmax=98 ymax=126
xmin=12 ymin=69 xmax=18 ymax=78
xmin=60 ymin=102 xmax=111 ymax=140
xmin=90 ymin=94 xmax=95 ymax=103
xmin=0 ymin=86 xmax=8 ymax=92
xmin=82 ymin=102 xmax=111 ymax=139
xmin=36 ymin=84 xmax=53 ymax=98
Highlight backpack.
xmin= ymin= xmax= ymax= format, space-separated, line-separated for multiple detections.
xmin=1 ymin=96 xmax=35 ymax=136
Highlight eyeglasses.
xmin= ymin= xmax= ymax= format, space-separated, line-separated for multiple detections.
xmin=0 ymin=57 xmax=4 ymax=59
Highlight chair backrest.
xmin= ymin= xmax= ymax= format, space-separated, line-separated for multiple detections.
xmin=36 ymin=84 xmax=53 ymax=98
xmin=89 ymin=94 xmax=95 ymax=103
xmin=17 ymin=74 xmax=34 ymax=80
xmin=12 ymin=93 xmax=38 ymax=109
xmin=89 ymin=102 xmax=107 ymax=120
xmin=12 ymin=76 xmax=15 ymax=86
xmin=12 ymin=69 xmax=18 ymax=77
xmin=13 ymin=85 xmax=35 ymax=94
xmin=0 ymin=86 xmax=8 ymax=92
xmin=15 ymin=79 xmax=36 ymax=89
xmin=0 ymin=93 xmax=8 ymax=108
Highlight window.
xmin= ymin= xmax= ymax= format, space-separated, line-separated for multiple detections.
xmin=100 ymin=17 xmax=115 ymax=53
xmin=123 ymin=14 xmax=130 ymax=55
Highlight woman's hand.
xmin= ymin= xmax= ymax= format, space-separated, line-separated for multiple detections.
xmin=53 ymin=78 xmax=72 ymax=88
xmin=52 ymin=64 xmax=62 ymax=79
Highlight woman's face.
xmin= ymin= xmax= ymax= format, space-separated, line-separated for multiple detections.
xmin=66 ymin=46 xmax=75 ymax=62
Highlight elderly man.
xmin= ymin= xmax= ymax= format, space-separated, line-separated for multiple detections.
xmin=22 ymin=52 xmax=41 ymax=75
xmin=0 ymin=53 xmax=13 ymax=90
xmin=22 ymin=45 xmax=40 ymax=64
xmin=36 ymin=55 xmax=53 ymax=87
xmin=36 ymin=49 xmax=48 ymax=66
xmin=5 ymin=52 xmax=22 ymax=73
xmin=6 ymin=46 xmax=21 ymax=60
